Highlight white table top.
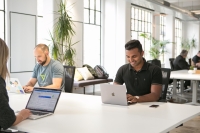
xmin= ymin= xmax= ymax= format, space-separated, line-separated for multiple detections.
xmin=9 ymin=93 xmax=200 ymax=133
xmin=171 ymin=70 xmax=200 ymax=80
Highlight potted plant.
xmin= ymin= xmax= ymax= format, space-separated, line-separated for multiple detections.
xmin=188 ymin=66 xmax=195 ymax=74
xmin=140 ymin=33 xmax=171 ymax=65
xmin=49 ymin=0 xmax=78 ymax=66
xmin=181 ymin=37 xmax=196 ymax=59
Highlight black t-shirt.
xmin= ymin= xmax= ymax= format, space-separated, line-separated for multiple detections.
xmin=114 ymin=59 xmax=162 ymax=96
xmin=192 ymin=55 xmax=200 ymax=64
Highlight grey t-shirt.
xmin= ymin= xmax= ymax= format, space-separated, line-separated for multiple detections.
xmin=32 ymin=59 xmax=65 ymax=91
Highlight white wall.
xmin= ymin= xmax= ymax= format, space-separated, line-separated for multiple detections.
xmin=103 ymin=0 xmax=127 ymax=80
xmin=183 ymin=21 xmax=200 ymax=59
xmin=7 ymin=0 xmax=37 ymax=86
xmin=164 ymin=15 xmax=175 ymax=68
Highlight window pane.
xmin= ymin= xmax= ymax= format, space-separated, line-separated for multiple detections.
xmin=0 ymin=0 xmax=4 ymax=10
xmin=84 ymin=9 xmax=89 ymax=23
xmin=138 ymin=9 xmax=141 ymax=20
xmin=142 ymin=10 xmax=144 ymax=20
xmin=96 ymin=11 xmax=100 ymax=25
xmin=135 ymin=20 xmax=138 ymax=31
xmin=145 ymin=12 xmax=148 ymax=21
xmin=132 ymin=31 xmax=138 ymax=40
xmin=135 ymin=8 xmax=138 ymax=19
xmin=138 ymin=21 xmax=141 ymax=31
xmin=96 ymin=0 xmax=100 ymax=11
xmin=90 ymin=10 xmax=94 ymax=24
xmin=148 ymin=23 xmax=151 ymax=32
xmin=0 ymin=11 xmax=4 ymax=39
xmin=131 ymin=19 xmax=134 ymax=30
xmin=84 ymin=0 xmax=89 ymax=8
xmin=141 ymin=21 xmax=144 ymax=32
xmin=148 ymin=12 xmax=151 ymax=22
xmin=131 ymin=7 xmax=134 ymax=18
xmin=90 ymin=0 xmax=94 ymax=10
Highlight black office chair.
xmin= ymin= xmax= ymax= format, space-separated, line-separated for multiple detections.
xmin=188 ymin=58 xmax=192 ymax=66
xmin=159 ymin=68 xmax=171 ymax=102
xmin=147 ymin=59 xmax=161 ymax=67
xmin=63 ymin=65 xmax=75 ymax=93
xmin=169 ymin=58 xmax=175 ymax=70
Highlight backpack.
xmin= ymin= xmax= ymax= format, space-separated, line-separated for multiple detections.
xmin=94 ymin=65 xmax=109 ymax=79
xmin=82 ymin=64 xmax=98 ymax=78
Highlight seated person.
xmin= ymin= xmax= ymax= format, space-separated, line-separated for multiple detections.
xmin=114 ymin=40 xmax=162 ymax=103
xmin=192 ymin=51 xmax=200 ymax=68
xmin=173 ymin=50 xmax=190 ymax=90
xmin=23 ymin=44 xmax=65 ymax=93
xmin=0 ymin=38 xmax=31 ymax=130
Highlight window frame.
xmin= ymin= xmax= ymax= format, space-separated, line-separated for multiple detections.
xmin=174 ymin=18 xmax=182 ymax=57
xmin=131 ymin=4 xmax=153 ymax=59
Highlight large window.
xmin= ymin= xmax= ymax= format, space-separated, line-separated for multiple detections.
xmin=159 ymin=15 xmax=166 ymax=62
xmin=0 ymin=0 xmax=5 ymax=40
xmin=131 ymin=6 xmax=152 ymax=59
xmin=84 ymin=0 xmax=101 ymax=67
xmin=160 ymin=15 xmax=166 ymax=41
xmin=175 ymin=18 xmax=182 ymax=57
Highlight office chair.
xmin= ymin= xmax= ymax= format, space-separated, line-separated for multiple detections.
xmin=169 ymin=58 xmax=175 ymax=70
xmin=63 ymin=65 xmax=76 ymax=93
xmin=147 ymin=60 xmax=161 ymax=67
xmin=159 ymin=68 xmax=171 ymax=102
xmin=188 ymin=58 xmax=192 ymax=66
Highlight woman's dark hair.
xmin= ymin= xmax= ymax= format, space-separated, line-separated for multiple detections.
xmin=125 ymin=40 xmax=143 ymax=52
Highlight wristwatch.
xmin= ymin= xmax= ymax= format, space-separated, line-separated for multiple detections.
xmin=135 ymin=96 xmax=139 ymax=100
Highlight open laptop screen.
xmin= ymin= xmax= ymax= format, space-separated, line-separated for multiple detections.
xmin=26 ymin=88 xmax=61 ymax=112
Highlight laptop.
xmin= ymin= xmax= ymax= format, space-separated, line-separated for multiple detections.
xmin=25 ymin=87 xmax=61 ymax=120
xmin=100 ymin=84 xmax=132 ymax=106
xmin=6 ymin=78 xmax=25 ymax=94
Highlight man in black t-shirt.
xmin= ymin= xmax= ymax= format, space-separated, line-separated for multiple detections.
xmin=192 ymin=51 xmax=200 ymax=68
xmin=114 ymin=40 xmax=162 ymax=103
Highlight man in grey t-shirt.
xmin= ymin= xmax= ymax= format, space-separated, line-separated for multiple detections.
xmin=23 ymin=44 xmax=65 ymax=92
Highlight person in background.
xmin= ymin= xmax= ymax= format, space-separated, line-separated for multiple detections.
xmin=192 ymin=51 xmax=200 ymax=68
xmin=23 ymin=44 xmax=65 ymax=93
xmin=173 ymin=50 xmax=190 ymax=90
xmin=0 ymin=38 xmax=31 ymax=130
xmin=114 ymin=40 xmax=162 ymax=103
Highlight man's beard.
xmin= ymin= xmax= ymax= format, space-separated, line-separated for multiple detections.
xmin=40 ymin=56 xmax=47 ymax=66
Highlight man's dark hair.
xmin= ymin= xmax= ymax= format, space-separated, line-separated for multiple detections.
xmin=125 ymin=40 xmax=143 ymax=52
xmin=180 ymin=50 xmax=188 ymax=56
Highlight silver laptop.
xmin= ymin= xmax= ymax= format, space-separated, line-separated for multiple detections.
xmin=25 ymin=87 xmax=61 ymax=120
xmin=100 ymin=84 xmax=132 ymax=106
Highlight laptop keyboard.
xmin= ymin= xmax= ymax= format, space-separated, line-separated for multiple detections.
xmin=31 ymin=111 xmax=49 ymax=116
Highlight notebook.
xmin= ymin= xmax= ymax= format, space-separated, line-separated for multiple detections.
xmin=25 ymin=87 xmax=61 ymax=120
xmin=6 ymin=78 xmax=25 ymax=94
xmin=100 ymin=84 xmax=133 ymax=106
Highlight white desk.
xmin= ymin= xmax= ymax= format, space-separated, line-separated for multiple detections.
xmin=9 ymin=93 xmax=200 ymax=133
xmin=170 ymin=70 xmax=200 ymax=105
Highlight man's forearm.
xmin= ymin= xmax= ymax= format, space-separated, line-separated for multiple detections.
xmin=137 ymin=93 xmax=160 ymax=102
xmin=42 ymin=84 xmax=61 ymax=89
xmin=25 ymin=82 xmax=34 ymax=87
